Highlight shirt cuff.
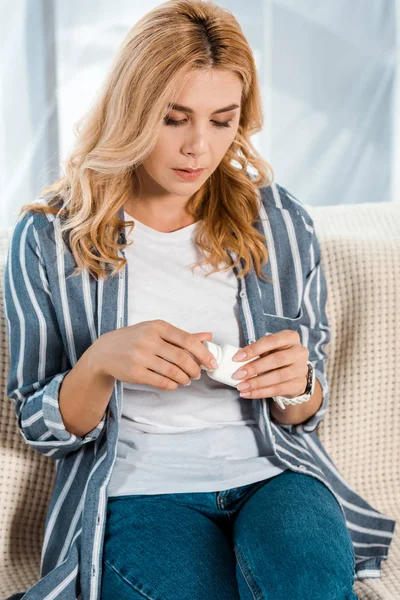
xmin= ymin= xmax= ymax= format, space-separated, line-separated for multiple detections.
xmin=42 ymin=370 xmax=107 ymax=443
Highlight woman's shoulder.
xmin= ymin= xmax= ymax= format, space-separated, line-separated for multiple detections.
xmin=13 ymin=195 xmax=63 ymax=233
xmin=258 ymin=181 xmax=315 ymax=240
xmin=9 ymin=196 xmax=67 ymax=271
xmin=9 ymin=199 xmax=69 ymax=273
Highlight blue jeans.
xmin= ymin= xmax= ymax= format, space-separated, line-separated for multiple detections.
xmin=101 ymin=469 xmax=358 ymax=599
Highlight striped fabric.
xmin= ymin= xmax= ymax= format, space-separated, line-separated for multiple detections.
xmin=3 ymin=182 xmax=396 ymax=599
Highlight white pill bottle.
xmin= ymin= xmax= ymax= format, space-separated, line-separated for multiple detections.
xmin=200 ymin=341 xmax=259 ymax=387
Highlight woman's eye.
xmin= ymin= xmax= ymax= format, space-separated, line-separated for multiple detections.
xmin=164 ymin=117 xmax=232 ymax=128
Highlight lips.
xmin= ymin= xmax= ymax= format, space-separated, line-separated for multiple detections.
xmin=173 ymin=168 xmax=204 ymax=180
xmin=175 ymin=168 xmax=203 ymax=172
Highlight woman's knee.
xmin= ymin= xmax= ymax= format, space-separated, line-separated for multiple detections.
xmin=232 ymin=471 xmax=356 ymax=598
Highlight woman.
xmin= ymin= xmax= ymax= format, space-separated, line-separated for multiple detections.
xmin=4 ymin=1 xmax=395 ymax=599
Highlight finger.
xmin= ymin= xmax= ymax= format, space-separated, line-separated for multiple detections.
xmin=147 ymin=352 xmax=193 ymax=386
xmin=236 ymin=363 xmax=307 ymax=392
xmin=237 ymin=375 xmax=308 ymax=399
xmin=129 ymin=362 xmax=180 ymax=391
xmin=157 ymin=321 xmax=216 ymax=371
xmin=179 ymin=332 xmax=213 ymax=361
xmin=232 ymin=330 xmax=300 ymax=362
xmin=233 ymin=344 xmax=306 ymax=380
xmin=191 ymin=331 xmax=213 ymax=347
xmin=192 ymin=332 xmax=213 ymax=340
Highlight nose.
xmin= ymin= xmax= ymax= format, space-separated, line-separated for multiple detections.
xmin=182 ymin=129 xmax=208 ymax=160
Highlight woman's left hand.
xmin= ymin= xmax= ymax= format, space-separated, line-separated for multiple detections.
xmin=231 ymin=330 xmax=309 ymax=399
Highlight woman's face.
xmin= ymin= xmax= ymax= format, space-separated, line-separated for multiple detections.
xmin=138 ymin=69 xmax=243 ymax=199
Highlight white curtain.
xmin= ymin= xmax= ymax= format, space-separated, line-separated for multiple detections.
xmin=1 ymin=0 xmax=398 ymax=228
xmin=1 ymin=0 xmax=59 ymax=229
xmin=267 ymin=0 xmax=397 ymax=207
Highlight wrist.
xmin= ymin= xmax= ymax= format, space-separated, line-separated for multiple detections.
xmin=269 ymin=377 xmax=322 ymax=426
xmin=89 ymin=335 xmax=115 ymax=381
xmin=278 ymin=361 xmax=315 ymax=400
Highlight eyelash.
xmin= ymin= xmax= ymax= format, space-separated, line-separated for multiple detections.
xmin=164 ymin=117 xmax=232 ymax=128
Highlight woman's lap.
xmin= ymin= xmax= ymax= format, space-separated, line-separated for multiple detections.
xmin=101 ymin=470 xmax=358 ymax=600
xmin=101 ymin=493 xmax=239 ymax=599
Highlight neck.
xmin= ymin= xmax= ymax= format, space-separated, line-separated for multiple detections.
xmin=123 ymin=202 xmax=197 ymax=233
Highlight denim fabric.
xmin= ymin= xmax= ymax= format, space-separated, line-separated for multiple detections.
xmin=101 ymin=469 xmax=358 ymax=599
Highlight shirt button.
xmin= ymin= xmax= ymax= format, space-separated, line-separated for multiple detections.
xmin=271 ymin=434 xmax=275 ymax=442
xmin=299 ymin=465 xmax=307 ymax=471
xmin=239 ymin=291 xmax=245 ymax=297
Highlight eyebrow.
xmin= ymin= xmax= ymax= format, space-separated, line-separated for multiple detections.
xmin=168 ymin=103 xmax=240 ymax=115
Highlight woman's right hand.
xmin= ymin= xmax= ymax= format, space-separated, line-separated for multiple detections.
xmin=92 ymin=319 xmax=216 ymax=390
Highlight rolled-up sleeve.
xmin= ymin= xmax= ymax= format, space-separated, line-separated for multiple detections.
xmin=3 ymin=211 xmax=107 ymax=460
xmin=279 ymin=220 xmax=331 ymax=435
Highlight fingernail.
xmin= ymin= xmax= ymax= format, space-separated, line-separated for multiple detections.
xmin=237 ymin=382 xmax=250 ymax=390
xmin=210 ymin=358 xmax=218 ymax=369
xmin=233 ymin=369 xmax=247 ymax=380
xmin=183 ymin=380 xmax=192 ymax=387
xmin=232 ymin=352 xmax=246 ymax=362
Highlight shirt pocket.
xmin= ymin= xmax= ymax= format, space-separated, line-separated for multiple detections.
xmin=262 ymin=306 xmax=304 ymax=335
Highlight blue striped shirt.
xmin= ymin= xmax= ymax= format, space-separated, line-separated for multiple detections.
xmin=4 ymin=181 xmax=396 ymax=599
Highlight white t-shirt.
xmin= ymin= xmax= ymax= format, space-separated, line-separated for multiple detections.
xmin=107 ymin=212 xmax=287 ymax=496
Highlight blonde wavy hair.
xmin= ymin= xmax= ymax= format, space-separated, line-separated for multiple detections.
xmin=19 ymin=0 xmax=274 ymax=282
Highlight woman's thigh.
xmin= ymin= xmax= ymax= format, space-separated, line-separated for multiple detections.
xmin=232 ymin=470 xmax=357 ymax=600
xmin=100 ymin=494 xmax=240 ymax=600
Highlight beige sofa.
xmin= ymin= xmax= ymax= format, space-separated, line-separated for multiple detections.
xmin=0 ymin=202 xmax=399 ymax=599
